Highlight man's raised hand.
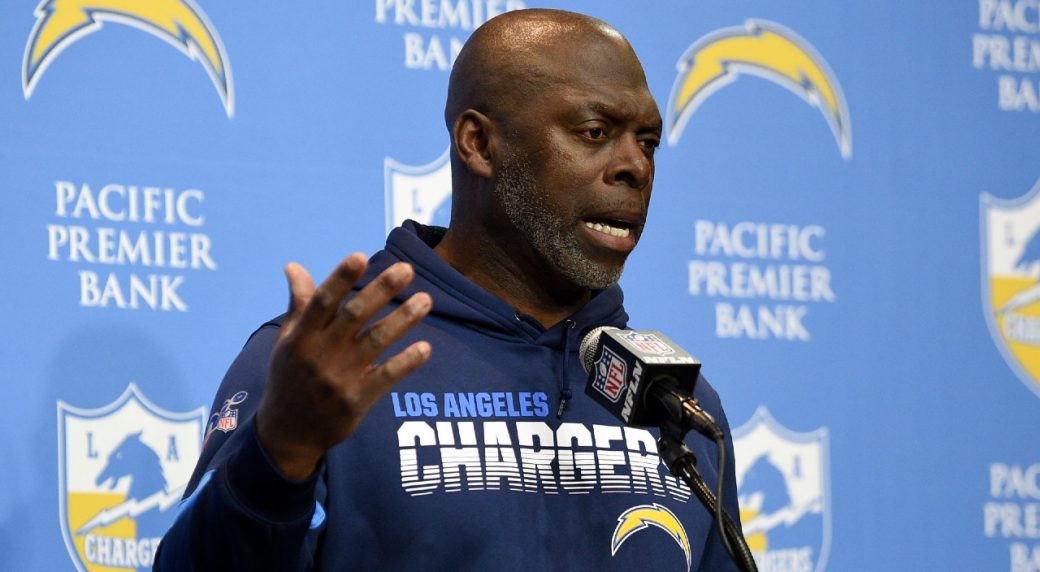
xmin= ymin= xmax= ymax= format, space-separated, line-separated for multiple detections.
xmin=255 ymin=253 xmax=432 ymax=480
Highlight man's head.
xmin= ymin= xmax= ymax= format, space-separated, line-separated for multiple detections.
xmin=444 ymin=9 xmax=661 ymax=291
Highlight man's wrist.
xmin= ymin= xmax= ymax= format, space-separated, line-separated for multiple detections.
xmin=254 ymin=412 xmax=325 ymax=481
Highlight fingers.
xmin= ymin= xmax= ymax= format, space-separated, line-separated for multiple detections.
xmin=353 ymin=292 xmax=432 ymax=364
xmin=284 ymin=263 xmax=315 ymax=318
xmin=296 ymin=253 xmax=368 ymax=334
xmin=369 ymin=340 xmax=432 ymax=394
xmin=327 ymin=262 xmax=416 ymax=339
xmin=279 ymin=263 xmax=315 ymax=340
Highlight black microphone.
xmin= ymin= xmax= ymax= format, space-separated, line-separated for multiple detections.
xmin=581 ymin=328 xmax=758 ymax=572
xmin=579 ymin=326 xmax=722 ymax=440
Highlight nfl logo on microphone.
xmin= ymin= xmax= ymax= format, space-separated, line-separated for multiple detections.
xmin=618 ymin=331 xmax=675 ymax=355
xmin=593 ymin=346 xmax=628 ymax=403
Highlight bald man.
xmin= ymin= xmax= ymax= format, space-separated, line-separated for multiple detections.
xmin=156 ymin=9 xmax=743 ymax=571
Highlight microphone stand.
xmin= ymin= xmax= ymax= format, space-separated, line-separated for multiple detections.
xmin=657 ymin=417 xmax=758 ymax=572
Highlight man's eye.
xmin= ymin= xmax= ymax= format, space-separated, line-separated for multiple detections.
xmin=586 ymin=127 xmax=607 ymax=140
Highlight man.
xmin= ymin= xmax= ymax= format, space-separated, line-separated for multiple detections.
xmin=156 ymin=8 xmax=742 ymax=571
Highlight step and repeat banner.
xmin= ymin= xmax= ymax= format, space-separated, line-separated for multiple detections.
xmin=1 ymin=1 xmax=1038 ymax=570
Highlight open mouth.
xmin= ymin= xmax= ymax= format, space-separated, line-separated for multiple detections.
xmin=582 ymin=218 xmax=633 ymax=239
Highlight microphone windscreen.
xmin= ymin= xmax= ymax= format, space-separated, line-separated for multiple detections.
xmin=579 ymin=326 xmax=618 ymax=373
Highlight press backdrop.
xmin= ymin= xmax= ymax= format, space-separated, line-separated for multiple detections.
xmin=2 ymin=1 xmax=1039 ymax=570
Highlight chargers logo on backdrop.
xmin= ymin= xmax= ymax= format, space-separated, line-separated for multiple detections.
xmin=981 ymin=178 xmax=1040 ymax=398
xmin=384 ymin=147 xmax=452 ymax=234
xmin=666 ymin=20 xmax=851 ymax=159
xmin=611 ymin=504 xmax=692 ymax=571
xmin=58 ymin=383 xmax=205 ymax=571
xmin=733 ymin=407 xmax=831 ymax=571
xmin=23 ymin=0 xmax=234 ymax=117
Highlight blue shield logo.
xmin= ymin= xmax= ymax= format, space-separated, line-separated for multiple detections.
xmin=58 ymin=383 xmax=205 ymax=571
xmin=732 ymin=406 xmax=831 ymax=571
xmin=980 ymin=178 xmax=1040 ymax=398
xmin=384 ymin=146 xmax=452 ymax=234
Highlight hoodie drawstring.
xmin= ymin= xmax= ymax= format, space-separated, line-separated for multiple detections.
xmin=557 ymin=320 xmax=577 ymax=419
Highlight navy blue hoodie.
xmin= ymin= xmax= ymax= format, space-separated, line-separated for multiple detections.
xmin=156 ymin=221 xmax=743 ymax=571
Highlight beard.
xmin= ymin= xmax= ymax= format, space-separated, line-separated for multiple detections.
xmin=493 ymin=154 xmax=624 ymax=289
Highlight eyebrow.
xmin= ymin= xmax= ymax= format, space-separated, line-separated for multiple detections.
xmin=578 ymin=101 xmax=662 ymax=135
xmin=584 ymin=101 xmax=615 ymax=116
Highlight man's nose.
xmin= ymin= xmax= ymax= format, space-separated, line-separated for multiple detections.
xmin=605 ymin=134 xmax=652 ymax=190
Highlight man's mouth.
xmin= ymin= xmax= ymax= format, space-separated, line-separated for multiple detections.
xmin=583 ymin=219 xmax=631 ymax=239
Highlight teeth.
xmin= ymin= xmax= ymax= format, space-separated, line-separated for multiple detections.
xmin=584 ymin=221 xmax=630 ymax=238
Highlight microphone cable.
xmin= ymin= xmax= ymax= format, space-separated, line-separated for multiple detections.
xmin=657 ymin=413 xmax=757 ymax=572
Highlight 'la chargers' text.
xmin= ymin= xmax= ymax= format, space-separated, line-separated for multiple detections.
xmin=392 ymin=391 xmax=549 ymax=418
xmin=397 ymin=420 xmax=694 ymax=501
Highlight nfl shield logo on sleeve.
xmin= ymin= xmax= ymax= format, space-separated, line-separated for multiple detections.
xmin=216 ymin=409 xmax=238 ymax=432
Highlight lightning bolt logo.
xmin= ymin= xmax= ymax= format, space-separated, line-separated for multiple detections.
xmin=75 ymin=486 xmax=183 ymax=535
xmin=23 ymin=0 xmax=234 ymax=117
xmin=611 ymin=503 xmax=692 ymax=571
xmin=666 ymin=20 xmax=851 ymax=159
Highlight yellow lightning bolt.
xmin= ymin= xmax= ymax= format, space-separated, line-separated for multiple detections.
xmin=23 ymin=0 xmax=233 ymax=117
xmin=667 ymin=20 xmax=850 ymax=158
xmin=611 ymin=503 xmax=692 ymax=571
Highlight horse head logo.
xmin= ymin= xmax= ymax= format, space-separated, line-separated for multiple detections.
xmin=58 ymin=383 xmax=206 ymax=570
xmin=732 ymin=407 xmax=830 ymax=571
xmin=95 ymin=430 xmax=168 ymax=501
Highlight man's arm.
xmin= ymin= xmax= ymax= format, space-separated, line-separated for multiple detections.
xmin=155 ymin=253 xmax=432 ymax=570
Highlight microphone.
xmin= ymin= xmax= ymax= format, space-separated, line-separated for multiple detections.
xmin=581 ymin=328 xmax=759 ymax=572
xmin=579 ymin=327 xmax=722 ymax=440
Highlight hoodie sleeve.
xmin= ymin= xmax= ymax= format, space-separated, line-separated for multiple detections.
xmin=154 ymin=322 xmax=325 ymax=571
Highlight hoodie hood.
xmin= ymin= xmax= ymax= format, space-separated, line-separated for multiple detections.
xmin=355 ymin=220 xmax=629 ymax=352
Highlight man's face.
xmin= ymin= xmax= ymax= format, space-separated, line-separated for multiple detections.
xmin=491 ymin=37 xmax=662 ymax=290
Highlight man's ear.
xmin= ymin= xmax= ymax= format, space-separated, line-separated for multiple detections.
xmin=452 ymin=109 xmax=495 ymax=179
